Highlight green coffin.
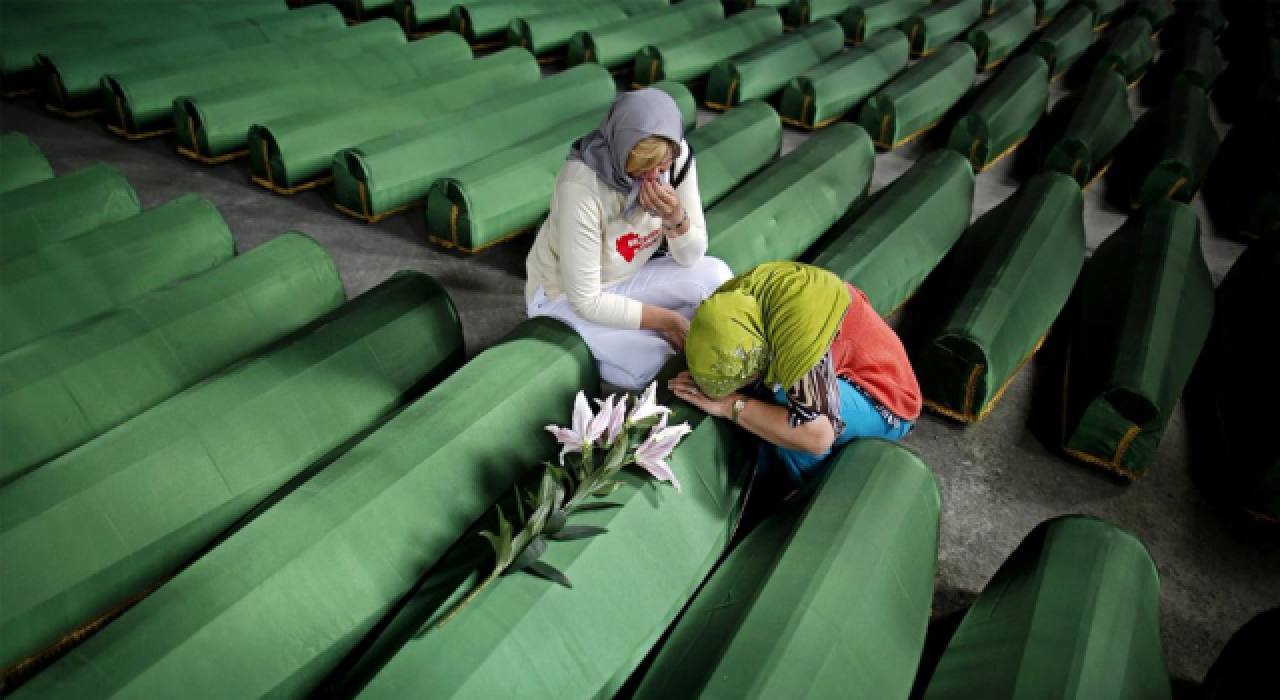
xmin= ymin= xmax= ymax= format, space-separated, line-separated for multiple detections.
xmin=507 ymin=4 xmax=628 ymax=56
xmin=707 ymin=123 xmax=873 ymax=273
xmin=705 ymin=18 xmax=843 ymax=110
xmin=1042 ymin=69 xmax=1132 ymax=188
xmin=102 ymin=20 xmax=406 ymax=138
xmin=15 ymin=318 xmax=594 ymax=700
xmin=332 ymin=64 xmax=615 ymax=221
xmin=779 ymin=28 xmax=909 ymax=129
xmin=1135 ymin=0 xmax=1176 ymax=31
xmin=840 ymin=0 xmax=928 ymax=44
xmin=632 ymin=439 xmax=939 ymax=700
xmin=653 ymin=80 xmax=698 ymax=132
xmin=0 ymin=133 xmax=53 ymax=194
xmin=0 ymin=233 xmax=343 ymax=486
xmin=0 ymin=271 xmax=463 ymax=680
xmin=175 ymin=34 xmax=472 ymax=160
xmin=450 ymin=0 xmax=573 ymax=44
xmin=811 ymin=149 xmax=975 ymax=317
xmin=1026 ymin=4 xmax=1095 ymax=80
xmin=1112 ymin=83 xmax=1219 ymax=209
xmin=1032 ymin=0 xmax=1070 ymax=24
xmin=0 ymin=195 xmax=235 ymax=355
xmin=632 ymin=8 xmax=784 ymax=86
xmin=1202 ymin=609 xmax=1280 ymax=700
xmin=1153 ymin=25 xmax=1223 ymax=92
xmin=1202 ymin=105 xmax=1280 ymax=242
xmin=340 ymin=0 xmax=397 ymax=21
xmin=39 ymin=5 xmax=345 ymax=114
xmin=1179 ymin=0 xmax=1226 ymax=35
xmin=1063 ymin=201 xmax=1214 ymax=478
xmin=337 ymin=371 xmax=749 ymax=699
xmin=0 ymin=164 xmax=140 ymax=261
xmin=902 ymin=0 xmax=984 ymax=57
xmin=1093 ymin=16 xmax=1155 ymax=87
xmin=396 ymin=0 xmax=456 ymax=33
xmin=687 ymin=100 xmax=783 ymax=207
xmin=1080 ymin=0 xmax=1124 ymax=29
xmin=566 ymin=0 xmax=724 ymax=70
xmin=916 ymin=172 xmax=1084 ymax=423
xmin=920 ymin=516 xmax=1171 ymax=700
xmin=787 ymin=0 xmax=863 ymax=27
xmin=858 ymin=42 xmax=978 ymax=150
xmin=947 ymin=54 xmax=1049 ymax=172
xmin=1192 ymin=237 xmax=1280 ymax=521
xmin=967 ymin=0 xmax=1036 ymax=71
xmin=249 ymin=48 xmax=539 ymax=193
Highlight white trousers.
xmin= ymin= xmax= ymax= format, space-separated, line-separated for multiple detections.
xmin=528 ymin=255 xmax=734 ymax=390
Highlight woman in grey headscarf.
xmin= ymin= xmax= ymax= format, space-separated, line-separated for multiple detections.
xmin=525 ymin=88 xmax=732 ymax=390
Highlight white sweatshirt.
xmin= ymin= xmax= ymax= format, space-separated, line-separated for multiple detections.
xmin=525 ymin=142 xmax=708 ymax=329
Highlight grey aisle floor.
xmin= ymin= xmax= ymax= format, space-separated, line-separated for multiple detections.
xmin=1 ymin=64 xmax=1275 ymax=684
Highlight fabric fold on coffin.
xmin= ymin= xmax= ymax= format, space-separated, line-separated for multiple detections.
xmin=0 ymin=164 xmax=140 ymax=260
xmin=1027 ymin=4 xmax=1095 ymax=80
xmin=685 ymin=100 xmax=782 ymax=207
xmin=1134 ymin=0 xmax=1175 ymax=31
xmin=1063 ymin=201 xmax=1214 ymax=478
xmin=966 ymin=0 xmax=1037 ymax=71
xmin=811 ymin=149 xmax=975 ymax=317
xmin=858 ymin=42 xmax=978 ymax=150
xmin=915 ymin=171 xmax=1085 ymax=423
xmin=0 ymin=132 xmax=53 ymax=194
xmin=1111 ymin=83 xmax=1219 ymax=209
xmin=340 ymin=0 xmax=397 ymax=22
xmin=779 ymin=29 xmax=909 ymax=129
xmin=631 ymin=439 xmax=940 ymax=700
xmin=0 ymin=233 xmax=344 ymax=486
xmin=174 ymin=34 xmax=472 ymax=160
xmin=632 ymin=7 xmax=784 ymax=87
xmin=0 ymin=195 xmax=235 ymax=355
xmin=840 ymin=0 xmax=929 ymax=45
xmin=248 ymin=48 xmax=539 ymax=192
xmin=396 ymin=0 xmax=459 ymax=34
xmin=1093 ymin=16 xmax=1154 ymax=87
xmin=787 ymin=0 xmax=864 ymax=27
xmin=14 ymin=318 xmax=596 ymax=700
xmin=1042 ymin=69 xmax=1132 ymax=188
xmin=0 ymin=272 xmax=463 ymax=680
xmin=947 ymin=54 xmax=1049 ymax=172
xmin=449 ymin=0 xmax=579 ymax=44
xmin=902 ymin=0 xmax=984 ymax=57
xmin=566 ymin=0 xmax=724 ymax=70
xmin=507 ymin=1 xmax=668 ymax=57
xmin=1080 ymin=0 xmax=1124 ymax=29
xmin=706 ymin=123 xmax=873 ymax=273
xmin=1152 ymin=25 xmax=1223 ymax=93
xmin=331 ymin=64 xmax=615 ymax=220
xmin=704 ymin=18 xmax=844 ymax=110
xmin=1032 ymin=0 xmax=1071 ymax=24
xmin=920 ymin=516 xmax=1172 ymax=700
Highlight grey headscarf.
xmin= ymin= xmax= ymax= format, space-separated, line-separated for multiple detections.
xmin=568 ymin=88 xmax=684 ymax=216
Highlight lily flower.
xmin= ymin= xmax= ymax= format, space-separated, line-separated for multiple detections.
xmin=595 ymin=394 xmax=628 ymax=447
xmin=632 ymin=414 xmax=692 ymax=492
xmin=546 ymin=391 xmax=596 ymax=464
xmin=627 ymin=381 xmax=671 ymax=426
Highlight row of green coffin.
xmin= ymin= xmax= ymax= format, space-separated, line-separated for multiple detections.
xmin=0 ymin=163 xmax=142 ymax=260
xmin=453 ymin=0 xmax=672 ymax=45
xmin=787 ymin=0 xmax=1073 ymax=32
xmin=0 ymin=132 xmax=53 ymax=194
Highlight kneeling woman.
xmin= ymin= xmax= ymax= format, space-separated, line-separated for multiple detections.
xmin=670 ymin=262 xmax=921 ymax=484
xmin=525 ymin=88 xmax=732 ymax=390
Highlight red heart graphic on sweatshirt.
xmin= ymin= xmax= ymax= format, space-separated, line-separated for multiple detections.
xmin=616 ymin=232 xmax=641 ymax=262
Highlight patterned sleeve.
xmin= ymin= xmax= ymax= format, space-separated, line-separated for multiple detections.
xmin=784 ymin=352 xmax=846 ymax=438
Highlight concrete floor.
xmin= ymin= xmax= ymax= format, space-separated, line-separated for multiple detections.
xmin=2 ymin=60 xmax=1276 ymax=685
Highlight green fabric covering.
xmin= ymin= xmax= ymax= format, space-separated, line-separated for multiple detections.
xmin=811 ymin=149 xmax=975 ymax=317
xmin=0 ymin=271 xmax=463 ymax=677
xmin=632 ymin=8 xmax=784 ymax=86
xmin=1114 ymin=83 xmax=1219 ymax=209
xmin=566 ymin=0 xmax=724 ymax=70
xmin=0 ymin=133 xmax=53 ymax=194
xmin=1155 ymin=26 xmax=1224 ymax=92
xmin=787 ymin=0 xmax=863 ymax=27
xmin=726 ymin=0 xmax=790 ymax=11
xmin=1042 ymin=70 xmax=1132 ymax=187
xmin=948 ymin=54 xmax=1049 ymax=171
xmin=16 ymin=318 xmax=594 ymax=699
xmin=103 ymin=20 xmax=406 ymax=137
xmin=706 ymin=124 xmax=873 ymax=274
xmin=902 ymin=0 xmax=984 ymax=57
xmin=249 ymin=48 xmax=539 ymax=191
xmin=422 ymin=111 xmax=604 ymax=253
xmin=1063 ymin=201 xmax=1214 ymax=478
xmin=0 ymin=233 xmax=343 ymax=487
xmin=1080 ymin=0 xmax=1124 ymax=29
xmin=1202 ymin=105 xmax=1280 ymax=241
xmin=1179 ymin=0 xmax=1225 ymax=35
xmin=0 ymin=164 xmax=141 ymax=261
xmin=915 ymin=172 xmax=1084 ymax=422
xmin=686 ymin=100 xmax=783 ymax=207
xmin=1202 ymin=609 xmax=1280 ymax=699
xmin=332 ymin=64 xmax=615 ymax=220
xmin=633 ymin=439 xmax=939 ymax=700
xmin=1032 ymin=0 xmax=1070 ymax=24
xmin=339 ymin=373 xmax=749 ymax=699
xmin=39 ymin=5 xmax=345 ymax=113
xmin=858 ymin=42 xmax=978 ymax=150
xmin=921 ymin=516 xmax=1171 ymax=700
xmin=1093 ymin=16 xmax=1154 ymax=86
xmin=174 ymin=34 xmax=472 ymax=159
xmin=395 ymin=0 xmax=456 ymax=32
xmin=449 ymin=0 xmax=578 ymax=43
xmin=0 ymin=195 xmax=235 ymax=355
xmin=1027 ymin=4 xmax=1095 ymax=80
xmin=966 ymin=0 xmax=1037 ymax=71
xmin=507 ymin=1 xmax=668 ymax=56
xmin=653 ymin=80 xmax=698 ymax=133
xmin=779 ymin=28 xmax=910 ymax=129
xmin=1135 ymin=0 xmax=1176 ymax=31
xmin=704 ymin=18 xmax=844 ymax=109
xmin=340 ymin=0 xmax=397 ymax=21
xmin=1192 ymin=237 xmax=1280 ymax=520
xmin=840 ymin=0 xmax=928 ymax=45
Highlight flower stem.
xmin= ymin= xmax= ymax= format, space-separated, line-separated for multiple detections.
xmin=434 ymin=564 xmax=502 ymax=629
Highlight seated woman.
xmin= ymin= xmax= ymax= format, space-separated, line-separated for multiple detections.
xmin=670 ymin=262 xmax=922 ymax=485
xmin=526 ymin=88 xmax=733 ymax=390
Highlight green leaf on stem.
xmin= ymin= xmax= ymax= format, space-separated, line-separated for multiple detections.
xmin=508 ymin=535 xmax=547 ymax=574
xmin=550 ymin=524 xmax=608 ymax=541
xmin=630 ymin=415 xmax=662 ymax=432
xmin=528 ymin=560 xmax=573 ymax=588
xmin=601 ymin=436 xmax=630 ymax=478
xmin=544 ymin=507 xmax=567 ymax=535
xmin=593 ymin=480 xmax=624 ymax=498
xmin=478 ymin=506 xmax=514 ymax=568
xmin=572 ymin=501 xmax=623 ymax=513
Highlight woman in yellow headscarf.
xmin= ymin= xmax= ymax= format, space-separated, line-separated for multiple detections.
xmin=669 ymin=262 xmax=922 ymax=485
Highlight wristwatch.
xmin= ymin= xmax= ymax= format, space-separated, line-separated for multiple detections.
xmin=730 ymin=397 xmax=748 ymax=423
